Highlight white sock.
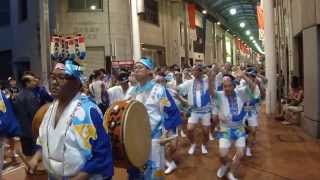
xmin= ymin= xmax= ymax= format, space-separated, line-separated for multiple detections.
xmin=188 ymin=144 xmax=196 ymax=155
xmin=201 ymin=144 xmax=208 ymax=154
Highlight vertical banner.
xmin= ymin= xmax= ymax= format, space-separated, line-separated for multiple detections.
xmin=187 ymin=3 xmax=196 ymax=29
xmin=257 ymin=3 xmax=265 ymax=40
xmin=240 ymin=41 xmax=245 ymax=54
xmin=235 ymin=38 xmax=241 ymax=50
xmin=202 ymin=16 xmax=206 ymax=57
xmin=194 ymin=24 xmax=205 ymax=53
xmin=193 ymin=11 xmax=204 ymax=54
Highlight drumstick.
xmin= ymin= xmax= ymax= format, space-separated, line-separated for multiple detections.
xmin=158 ymin=135 xmax=178 ymax=145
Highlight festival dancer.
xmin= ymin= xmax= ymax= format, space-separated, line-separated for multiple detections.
xmin=208 ymin=68 xmax=256 ymax=180
xmin=242 ymin=68 xmax=261 ymax=157
xmin=177 ymin=65 xmax=212 ymax=155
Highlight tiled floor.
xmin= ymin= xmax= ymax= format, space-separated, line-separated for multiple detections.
xmin=3 ymin=107 xmax=320 ymax=180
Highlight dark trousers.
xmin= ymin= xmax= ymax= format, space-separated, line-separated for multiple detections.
xmin=98 ymin=103 xmax=108 ymax=114
xmin=20 ymin=137 xmax=37 ymax=156
xmin=127 ymin=166 xmax=144 ymax=180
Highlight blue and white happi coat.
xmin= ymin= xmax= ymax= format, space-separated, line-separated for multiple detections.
xmin=177 ymin=77 xmax=211 ymax=114
xmin=37 ymin=94 xmax=113 ymax=179
xmin=214 ymin=86 xmax=254 ymax=140
xmin=0 ymin=92 xmax=21 ymax=138
xmin=238 ymin=81 xmax=261 ymax=122
xmin=129 ymin=80 xmax=181 ymax=180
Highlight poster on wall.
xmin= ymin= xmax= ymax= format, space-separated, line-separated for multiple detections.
xmin=193 ymin=26 xmax=204 ymax=53
xmin=190 ymin=29 xmax=197 ymax=41
xmin=193 ymin=10 xmax=205 ymax=54
xmin=225 ymin=36 xmax=232 ymax=63
xmin=257 ymin=3 xmax=265 ymax=41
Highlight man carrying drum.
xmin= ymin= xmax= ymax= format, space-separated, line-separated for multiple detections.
xmin=27 ymin=61 xmax=114 ymax=180
xmin=128 ymin=58 xmax=181 ymax=180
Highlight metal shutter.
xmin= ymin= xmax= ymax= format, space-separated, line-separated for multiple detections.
xmin=83 ymin=47 xmax=105 ymax=76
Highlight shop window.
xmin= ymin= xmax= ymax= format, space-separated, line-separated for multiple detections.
xmin=141 ymin=0 xmax=159 ymax=25
xmin=19 ymin=0 xmax=28 ymax=22
xmin=0 ymin=0 xmax=10 ymax=26
xmin=68 ymin=0 xmax=103 ymax=11
xmin=0 ymin=50 xmax=13 ymax=81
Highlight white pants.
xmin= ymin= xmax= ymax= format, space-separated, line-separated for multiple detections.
xmin=144 ymin=140 xmax=165 ymax=179
xmin=219 ymin=137 xmax=246 ymax=157
xmin=188 ymin=112 xmax=211 ymax=126
xmin=219 ymin=137 xmax=246 ymax=149
xmin=247 ymin=113 xmax=259 ymax=127
xmin=150 ymin=140 xmax=165 ymax=170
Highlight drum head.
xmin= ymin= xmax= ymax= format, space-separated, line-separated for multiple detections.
xmin=123 ymin=101 xmax=151 ymax=168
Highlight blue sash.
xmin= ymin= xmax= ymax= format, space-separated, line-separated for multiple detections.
xmin=227 ymin=93 xmax=246 ymax=123
xmin=246 ymin=98 xmax=260 ymax=116
xmin=163 ymin=89 xmax=182 ymax=132
xmin=192 ymin=79 xmax=211 ymax=108
xmin=249 ymin=98 xmax=260 ymax=106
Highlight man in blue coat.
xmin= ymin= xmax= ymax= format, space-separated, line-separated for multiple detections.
xmin=0 ymin=91 xmax=21 ymax=176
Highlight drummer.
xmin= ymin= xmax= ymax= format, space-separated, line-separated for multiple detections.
xmin=128 ymin=58 xmax=181 ymax=179
xmin=28 ymin=61 xmax=114 ymax=180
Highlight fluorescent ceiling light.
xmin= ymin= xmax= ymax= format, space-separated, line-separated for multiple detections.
xmin=230 ymin=8 xmax=237 ymax=15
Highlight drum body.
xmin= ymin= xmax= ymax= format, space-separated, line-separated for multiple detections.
xmin=104 ymin=100 xmax=151 ymax=168
xmin=32 ymin=104 xmax=49 ymax=138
